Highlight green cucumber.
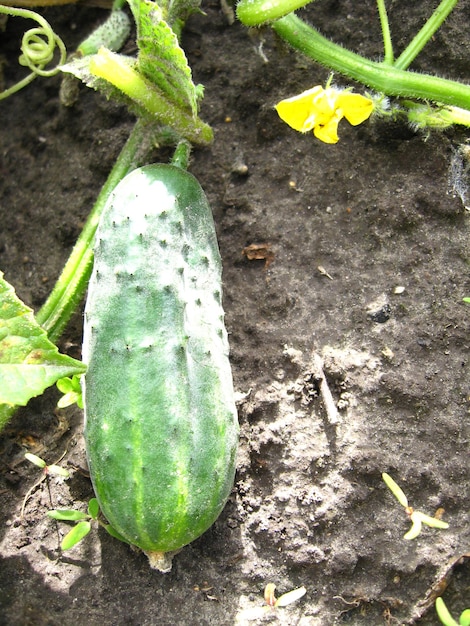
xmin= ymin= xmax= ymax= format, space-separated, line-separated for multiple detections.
xmin=82 ymin=164 xmax=239 ymax=571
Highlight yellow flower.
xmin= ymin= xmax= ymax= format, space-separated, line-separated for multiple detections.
xmin=275 ymin=85 xmax=373 ymax=144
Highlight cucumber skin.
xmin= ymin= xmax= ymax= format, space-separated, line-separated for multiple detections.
xmin=82 ymin=164 xmax=239 ymax=557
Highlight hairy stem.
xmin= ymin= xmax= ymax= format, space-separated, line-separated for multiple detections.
xmin=376 ymin=0 xmax=393 ymax=64
xmin=394 ymin=0 xmax=459 ymax=70
xmin=272 ymin=14 xmax=470 ymax=109
xmin=89 ymin=48 xmax=213 ymax=146
xmin=171 ymin=140 xmax=192 ymax=170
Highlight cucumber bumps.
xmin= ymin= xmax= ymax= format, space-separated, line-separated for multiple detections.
xmin=82 ymin=164 xmax=239 ymax=571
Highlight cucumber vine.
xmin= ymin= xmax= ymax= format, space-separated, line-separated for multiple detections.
xmin=0 ymin=5 xmax=66 ymax=100
xmin=237 ymin=0 xmax=470 ymax=141
xmin=0 ymin=0 xmax=209 ymax=428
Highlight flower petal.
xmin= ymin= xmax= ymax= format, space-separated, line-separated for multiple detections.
xmin=337 ymin=93 xmax=374 ymax=126
xmin=275 ymin=86 xmax=326 ymax=132
xmin=314 ymin=112 xmax=342 ymax=144
xmin=312 ymin=87 xmax=337 ymax=123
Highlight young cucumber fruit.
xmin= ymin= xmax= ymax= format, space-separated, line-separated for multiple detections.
xmin=82 ymin=164 xmax=239 ymax=571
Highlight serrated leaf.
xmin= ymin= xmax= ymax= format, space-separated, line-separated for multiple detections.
xmin=128 ymin=0 xmax=199 ymax=116
xmin=158 ymin=0 xmax=203 ymax=26
xmin=48 ymin=509 xmax=89 ymax=521
xmin=0 ymin=271 xmax=86 ymax=407
xmin=61 ymin=521 xmax=92 ymax=550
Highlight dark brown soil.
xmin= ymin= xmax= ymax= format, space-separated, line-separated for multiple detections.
xmin=1 ymin=1 xmax=469 ymax=624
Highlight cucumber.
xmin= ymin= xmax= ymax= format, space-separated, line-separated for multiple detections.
xmin=82 ymin=164 xmax=239 ymax=571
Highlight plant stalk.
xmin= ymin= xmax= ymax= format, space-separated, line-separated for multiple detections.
xmin=36 ymin=119 xmax=147 ymax=342
xmin=376 ymin=0 xmax=393 ymax=64
xmin=394 ymin=0 xmax=459 ymax=70
xmin=89 ymin=48 xmax=213 ymax=146
xmin=272 ymin=14 xmax=470 ymax=109
xmin=171 ymin=139 xmax=192 ymax=170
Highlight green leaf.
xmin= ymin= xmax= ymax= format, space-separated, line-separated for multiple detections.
xmin=24 ymin=452 xmax=46 ymax=468
xmin=0 ymin=271 xmax=87 ymax=407
xmin=57 ymin=375 xmax=83 ymax=409
xmin=436 ymin=598 xmax=459 ymax=626
xmin=158 ymin=0 xmax=203 ymax=28
xmin=460 ymin=610 xmax=470 ymax=626
xmin=56 ymin=377 xmax=75 ymax=394
xmin=47 ymin=509 xmax=89 ymax=521
xmin=127 ymin=0 xmax=199 ymax=116
xmin=88 ymin=498 xmax=100 ymax=520
xmin=60 ymin=51 xmax=213 ymax=147
xmin=46 ymin=465 xmax=70 ymax=478
xmin=382 ymin=472 xmax=409 ymax=508
xmin=60 ymin=521 xmax=92 ymax=550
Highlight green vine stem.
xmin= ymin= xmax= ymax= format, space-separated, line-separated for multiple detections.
xmin=376 ymin=0 xmax=393 ymax=65
xmin=0 ymin=5 xmax=66 ymax=100
xmin=236 ymin=0 xmax=313 ymax=27
xmin=271 ymin=13 xmax=470 ymax=110
xmin=170 ymin=139 xmax=192 ymax=170
xmin=394 ymin=0 xmax=459 ymax=70
xmin=36 ymin=120 xmax=148 ymax=343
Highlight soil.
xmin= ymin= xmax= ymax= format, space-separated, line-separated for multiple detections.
xmin=0 ymin=1 xmax=469 ymax=624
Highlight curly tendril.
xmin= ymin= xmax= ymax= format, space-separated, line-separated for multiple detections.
xmin=0 ymin=5 xmax=67 ymax=100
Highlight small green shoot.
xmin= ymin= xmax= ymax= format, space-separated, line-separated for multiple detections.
xmin=56 ymin=375 xmax=83 ymax=409
xmin=236 ymin=583 xmax=306 ymax=621
xmin=48 ymin=498 xmax=100 ymax=550
xmin=22 ymin=452 xmax=70 ymax=517
xmin=463 ymin=298 xmax=470 ymax=304
xmin=48 ymin=498 xmax=130 ymax=551
xmin=382 ymin=473 xmax=449 ymax=540
xmin=24 ymin=453 xmax=128 ymax=550
xmin=436 ymin=597 xmax=470 ymax=626
xmin=24 ymin=452 xmax=70 ymax=478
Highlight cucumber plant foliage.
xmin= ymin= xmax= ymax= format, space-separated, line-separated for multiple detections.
xmin=0 ymin=271 xmax=86 ymax=428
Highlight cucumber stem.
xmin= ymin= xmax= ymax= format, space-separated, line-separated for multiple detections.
xmin=36 ymin=119 xmax=148 ymax=343
xmin=394 ymin=0 xmax=459 ymax=70
xmin=376 ymin=0 xmax=393 ymax=65
xmin=171 ymin=140 xmax=192 ymax=170
xmin=236 ymin=0 xmax=314 ymax=27
xmin=89 ymin=47 xmax=213 ymax=147
xmin=271 ymin=14 xmax=470 ymax=109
